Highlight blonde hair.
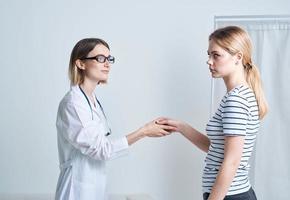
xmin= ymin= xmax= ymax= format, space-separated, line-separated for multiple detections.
xmin=68 ymin=38 xmax=110 ymax=85
xmin=209 ymin=26 xmax=268 ymax=119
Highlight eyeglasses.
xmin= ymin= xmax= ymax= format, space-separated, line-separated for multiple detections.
xmin=81 ymin=55 xmax=115 ymax=64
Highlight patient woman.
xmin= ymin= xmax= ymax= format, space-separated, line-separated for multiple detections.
xmin=158 ymin=26 xmax=268 ymax=200
xmin=55 ymin=38 xmax=176 ymax=200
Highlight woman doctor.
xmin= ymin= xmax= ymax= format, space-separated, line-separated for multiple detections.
xmin=55 ymin=38 xmax=176 ymax=200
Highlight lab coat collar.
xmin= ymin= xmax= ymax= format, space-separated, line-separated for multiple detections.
xmin=71 ymin=85 xmax=102 ymax=116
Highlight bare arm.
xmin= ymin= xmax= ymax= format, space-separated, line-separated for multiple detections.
xmin=208 ymin=136 xmax=244 ymax=200
xmin=126 ymin=119 xmax=177 ymax=146
xmin=157 ymin=119 xmax=210 ymax=153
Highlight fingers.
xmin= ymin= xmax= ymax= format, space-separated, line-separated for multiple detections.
xmin=148 ymin=133 xmax=164 ymax=137
xmin=144 ymin=118 xmax=178 ymax=138
xmin=154 ymin=117 xmax=171 ymax=124
xmin=156 ymin=119 xmax=178 ymax=128
xmin=155 ymin=119 xmax=167 ymax=124
xmin=146 ymin=127 xmax=172 ymax=137
xmin=152 ymin=121 xmax=177 ymax=132
xmin=160 ymin=124 xmax=177 ymax=131
xmin=150 ymin=130 xmax=171 ymax=137
xmin=160 ymin=129 xmax=171 ymax=136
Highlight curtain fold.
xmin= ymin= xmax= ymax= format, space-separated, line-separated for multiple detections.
xmin=213 ymin=16 xmax=290 ymax=200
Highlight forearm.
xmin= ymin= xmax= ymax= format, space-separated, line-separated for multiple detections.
xmin=208 ymin=162 xmax=239 ymax=200
xmin=126 ymin=129 xmax=145 ymax=146
xmin=180 ymin=123 xmax=210 ymax=153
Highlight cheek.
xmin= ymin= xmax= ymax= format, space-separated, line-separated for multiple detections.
xmin=215 ymin=58 xmax=232 ymax=72
xmin=87 ymin=64 xmax=102 ymax=77
xmin=92 ymin=63 xmax=103 ymax=70
xmin=215 ymin=57 xmax=226 ymax=65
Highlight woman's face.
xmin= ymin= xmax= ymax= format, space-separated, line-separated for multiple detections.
xmin=80 ymin=44 xmax=111 ymax=83
xmin=206 ymin=40 xmax=237 ymax=78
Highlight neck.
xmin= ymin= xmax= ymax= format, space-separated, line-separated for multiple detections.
xmin=223 ymin=66 xmax=248 ymax=92
xmin=80 ymin=78 xmax=98 ymax=97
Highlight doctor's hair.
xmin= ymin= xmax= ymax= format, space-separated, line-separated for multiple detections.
xmin=209 ymin=26 xmax=268 ymax=119
xmin=68 ymin=38 xmax=110 ymax=85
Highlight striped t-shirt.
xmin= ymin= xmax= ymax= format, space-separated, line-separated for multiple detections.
xmin=202 ymin=85 xmax=260 ymax=195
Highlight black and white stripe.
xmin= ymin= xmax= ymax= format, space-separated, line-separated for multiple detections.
xmin=202 ymin=85 xmax=260 ymax=195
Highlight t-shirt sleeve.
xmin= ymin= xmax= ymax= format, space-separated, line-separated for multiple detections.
xmin=222 ymin=94 xmax=250 ymax=136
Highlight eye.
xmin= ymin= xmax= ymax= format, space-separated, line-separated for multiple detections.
xmin=213 ymin=54 xmax=220 ymax=59
xmin=96 ymin=55 xmax=106 ymax=62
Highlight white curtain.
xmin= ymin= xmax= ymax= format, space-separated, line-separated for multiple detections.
xmin=212 ymin=16 xmax=290 ymax=199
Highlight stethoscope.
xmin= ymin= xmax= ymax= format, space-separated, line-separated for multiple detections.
xmin=79 ymin=85 xmax=111 ymax=136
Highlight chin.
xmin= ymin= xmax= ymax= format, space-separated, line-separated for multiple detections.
xmin=93 ymin=77 xmax=108 ymax=84
xmin=97 ymin=79 xmax=108 ymax=84
xmin=98 ymin=75 xmax=109 ymax=81
xmin=211 ymin=73 xmax=221 ymax=78
xmin=100 ymin=77 xmax=109 ymax=83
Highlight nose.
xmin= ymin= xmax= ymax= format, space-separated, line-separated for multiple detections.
xmin=207 ymin=58 xmax=213 ymax=66
xmin=104 ymin=60 xmax=110 ymax=68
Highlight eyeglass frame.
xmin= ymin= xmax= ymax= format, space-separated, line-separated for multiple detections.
xmin=80 ymin=54 xmax=115 ymax=64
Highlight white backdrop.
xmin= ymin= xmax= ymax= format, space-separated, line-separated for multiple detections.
xmin=213 ymin=16 xmax=290 ymax=199
xmin=1 ymin=1 xmax=290 ymax=199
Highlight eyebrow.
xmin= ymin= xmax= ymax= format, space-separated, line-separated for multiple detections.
xmin=207 ymin=50 xmax=219 ymax=55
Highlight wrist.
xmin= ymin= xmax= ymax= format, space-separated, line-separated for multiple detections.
xmin=136 ymin=128 xmax=146 ymax=138
xmin=178 ymin=121 xmax=188 ymax=133
xmin=126 ymin=128 xmax=146 ymax=146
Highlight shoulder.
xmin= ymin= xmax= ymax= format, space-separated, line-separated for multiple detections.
xmin=57 ymin=86 xmax=95 ymax=125
xmin=59 ymin=85 xmax=85 ymax=106
xmin=57 ymin=86 xmax=89 ymax=116
xmin=225 ymin=85 xmax=253 ymax=110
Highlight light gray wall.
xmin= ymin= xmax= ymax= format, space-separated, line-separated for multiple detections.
xmin=0 ymin=0 xmax=289 ymax=199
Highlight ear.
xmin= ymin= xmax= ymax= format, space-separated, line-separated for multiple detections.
xmin=75 ymin=59 xmax=86 ymax=70
xmin=235 ymin=52 xmax=243 ymax=62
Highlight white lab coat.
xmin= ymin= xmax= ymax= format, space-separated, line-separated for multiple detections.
xmin=55 ymin=85 xmax=129 ymax=200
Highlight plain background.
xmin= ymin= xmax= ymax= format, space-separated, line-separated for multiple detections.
xmin=0 ymin=0 xmax=289 ymax=199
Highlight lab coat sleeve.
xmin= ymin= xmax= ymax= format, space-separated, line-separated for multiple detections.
xmin=57 ymin=100 xmax=129 ymax=161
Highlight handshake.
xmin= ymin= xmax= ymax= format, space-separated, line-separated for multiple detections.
xmin=127 ymin=117 xmax=186 ymax=145
xmin=137 ymin=117 xmax=182 ymax=138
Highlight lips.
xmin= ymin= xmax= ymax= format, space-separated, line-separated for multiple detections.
xmin=209 ymin=69 xmax=215 ymax=73
xmin=101 ymin=70 xmax=109 ymax=74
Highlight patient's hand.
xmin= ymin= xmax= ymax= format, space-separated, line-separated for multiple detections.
xmin=155 ymin=118 xmax=184 ymax=133
xmin=139 ymin=117 xmax=177 ymax=137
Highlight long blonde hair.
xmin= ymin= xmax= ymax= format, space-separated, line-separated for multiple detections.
xmin=209 ymin=26 xmax=268 ymax=119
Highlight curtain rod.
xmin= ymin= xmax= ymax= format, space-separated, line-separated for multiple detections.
xmin=215 ymin=15 xmax=290 ymax=20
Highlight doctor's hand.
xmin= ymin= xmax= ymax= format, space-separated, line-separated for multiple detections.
xmin=126 ymin=118 xmax=177 ymax=146
xmin=139 ymin=117 xmax=177 ymax=137
xmin=155 ymin=118 xmax=186 ymax=133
